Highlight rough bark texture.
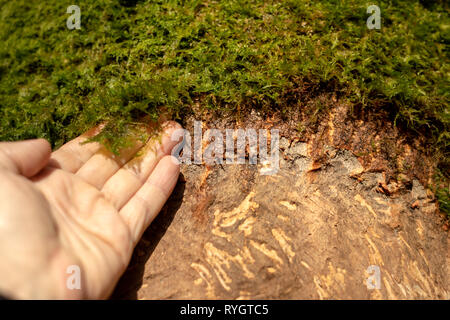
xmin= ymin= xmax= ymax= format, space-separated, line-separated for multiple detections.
xmin=111 ymin=143 xmax=450 ymax=299
xmin=112 ymin=123 xmax=449 ymax=299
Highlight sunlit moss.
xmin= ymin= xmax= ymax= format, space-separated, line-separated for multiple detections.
xmin=0 ymin=0 xmax=448 ymax=212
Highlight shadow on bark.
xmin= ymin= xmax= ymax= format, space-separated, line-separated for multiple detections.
xmin=110 ymin=173 xmax=186 ymax=300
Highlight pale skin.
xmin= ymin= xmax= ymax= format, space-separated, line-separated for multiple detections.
xmin=0 ymin=121 xmax=182 ymax=299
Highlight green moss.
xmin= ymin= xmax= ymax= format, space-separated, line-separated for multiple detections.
xmin=434 ymin=169 xmax=450 ymax=218
xmin=0 ymin=0 xmax=448 ymax=212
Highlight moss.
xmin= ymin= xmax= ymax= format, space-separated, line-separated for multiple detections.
xmin=0 ymin=0 xmax=448 ymax=212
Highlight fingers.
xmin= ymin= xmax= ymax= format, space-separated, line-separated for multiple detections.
xmin=76 ymin=121 xmax=180 ymax=190
xmin=101 ymin=122 xmax=182 ymax=210
xmin=48 ymin=125 xmax=104 ymax=173
xmin=119 ymin=155 xmax=180 ymax=244
xmin=75 ymin=142 xmax=145 ymax=190
xmin=0 ymin=139 xmax=51 ymax=177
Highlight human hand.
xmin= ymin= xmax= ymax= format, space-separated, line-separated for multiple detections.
xmin=0 ymin=122 xmax=181 ymax=299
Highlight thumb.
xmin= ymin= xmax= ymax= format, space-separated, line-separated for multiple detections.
xmin=0 ymin=139 xmax=52 ymax=177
